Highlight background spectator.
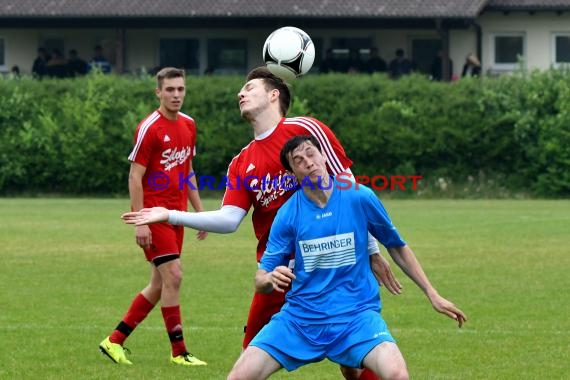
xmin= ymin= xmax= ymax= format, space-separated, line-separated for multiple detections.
xmin=365 ymin=46 xmax=387 ymax=73
xmin=89 ymin=45 xmax=111 ymax=74
xmin=67 ymin=49 xmax=88 ymax=77
xmin=10 ymin=65 xmax=21 ymax=78
xmin=462 ymin=53 xmax=481 ymax=77
xmin=346 ymin=48 xmax=364 ymax=74
xmin=32 ymin=48 xmax=49 ymax=79
xmin=430 ymin=50 xmax=453 ymax=81
xmin=46 ymin=49 xmax=68 ymax=78
xmin=389 ymin=48 xmax=414 ymax=79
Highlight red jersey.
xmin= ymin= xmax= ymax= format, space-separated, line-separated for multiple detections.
xmin=128 ymin=110 xmax=197 ymax=211
xmin=222 ymin=116 xmax=352 ymax=261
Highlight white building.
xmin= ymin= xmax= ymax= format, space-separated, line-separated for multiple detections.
xmin=0 ymin=0 xmax=569 ymax=78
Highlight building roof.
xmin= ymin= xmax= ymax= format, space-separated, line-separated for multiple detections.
xmin=0 ymin=0 xmax=489 ymax=19
xmin=1 ymin=0 xmax=569 ymax=20
xmin=487 ymin=0 xmax=570 ymax=10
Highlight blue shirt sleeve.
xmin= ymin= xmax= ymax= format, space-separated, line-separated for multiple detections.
xmin=361 ymin=188 xmax=406 ymax=248
xmin=259 ymin=207 xmax=295 ymax=272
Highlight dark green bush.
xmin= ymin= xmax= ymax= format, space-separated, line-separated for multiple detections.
xmin=0 ymin=70 xmax=568 ymax=197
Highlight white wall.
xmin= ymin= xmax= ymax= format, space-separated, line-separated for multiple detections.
xmin=3 ymin=12 xmax=569 ymax=76
xmin=1 ymin=27 xmax=117 ymax=74
xmin=479 ymin=12 xmax=570 ymax=72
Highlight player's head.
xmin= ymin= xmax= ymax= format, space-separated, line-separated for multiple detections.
xmin=280 ymin=135 xmax=327 ymax=184
xmin=240 ymin=67 xmax=291 ymax=117
xmin=155 ymin=67 xmax=186 ymax=115
xmin=156 ymin=67 xmax=185 ymax=90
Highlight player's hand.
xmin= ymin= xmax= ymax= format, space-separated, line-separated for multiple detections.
xmin=428 ymin=292 xmax=467 ymax=328
xmin=135 ymin=225 xmax=151 ymax=249
xmin=196 ymin=230 xmax=208 ymax=240
xmin=269 ymin=266 xmax=296 ymax=293
xmin=370 ymin=253 xmax=402 ymax=295
xmin=122 ymin=207 xmax=169 ymax=226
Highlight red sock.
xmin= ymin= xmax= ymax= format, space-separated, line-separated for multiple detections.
xmin=359 ymin=368 xmax=381 ymax=380
xmin=161 ymin=305 xmax=187 ymax=356
xmin=109 ymin=293 xmax=155 ymax=345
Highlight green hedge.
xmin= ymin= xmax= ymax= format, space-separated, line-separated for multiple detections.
xmin=0 ymin=70 xmax=568 ymax=197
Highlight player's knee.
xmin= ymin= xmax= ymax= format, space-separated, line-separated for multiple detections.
xmin=227 ymin=368 xmax=248 ymax=380
xmin=168 ymin=273 xmax=183 ymax=290
xmin=382 ymin=367 xmax=409 ymax=380
xmin=162 ymin=262 xmax=183 ymax=287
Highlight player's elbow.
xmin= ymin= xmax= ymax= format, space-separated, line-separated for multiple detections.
xmin=217 ymin=217 xmax=242 ymax=234
xmin=128 ymin=172 xmax=142 ymax=189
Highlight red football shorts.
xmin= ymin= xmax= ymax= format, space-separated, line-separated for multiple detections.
xmin=143 ymin=223 xmax=184 ymax=262
xmin=242 ymin=289 xmax=287 ymax=349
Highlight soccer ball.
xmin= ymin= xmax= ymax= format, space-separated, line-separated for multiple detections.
xmin=263 ymin=26 xmax=315 ymax=81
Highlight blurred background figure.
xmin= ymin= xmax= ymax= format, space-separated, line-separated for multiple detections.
xmin=430 ymin=50 xmax=453 ymax=81
xmin=46 ymin=49 xmax=68 ymax=78
xmin=346 ymin=48 xmax=364 ymax=74
xmin=365 ymin=46 xmax=387 ymax=73
xmin=90 ymin=45 xmax=111 ymax=74
xmin=32 ymin=47 xmax=49 ymax=79
xmin=389 ymin=48 xmax=413 ymax=79
xmin=10 ymin=65 xmax=21 ymax=78
xmin=462 ymin=53 xmax=481 ymax=77
xmin=67 ymin=49 xmax=88 ymax=77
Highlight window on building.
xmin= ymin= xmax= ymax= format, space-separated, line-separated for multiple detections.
xmin=160 ymin=39 xmax=199 ymax=74
xmin=0 ymin=38 xmax=5 ymax=68
xmin=329 ymin=37 xmax=372 ymax=72
xmin=492 ymin=33 xmax=525 ymax=69
xmin=310 ymin=37 xmax=323 ymax=73
xmin=207 ymin=39 xmax=247 ymax=75
xmin=553 ymin=33 xmax=570 ymax=66
xmin=411 ymin=38 xmax=441 ymax=75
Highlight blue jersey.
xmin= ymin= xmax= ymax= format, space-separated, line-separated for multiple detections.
xmin=260 ymin=177 xmax=406 ymax=323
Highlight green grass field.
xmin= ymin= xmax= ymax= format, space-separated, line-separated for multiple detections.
xmin=1 ymin=198 xmax=569 ymax=379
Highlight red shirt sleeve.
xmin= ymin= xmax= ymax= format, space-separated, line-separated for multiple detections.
xmin=129 ymin=122 xmax=156 ymax=167
xmin=221 ymin=156 xmax=252 ymax=211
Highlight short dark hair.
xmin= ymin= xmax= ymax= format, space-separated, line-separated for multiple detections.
xmin=246 ymin=67 xmax=291 ymax=116
xmin=156 ymin=67 xmax=185 ymax=89
xmin=280 ymin=135 xmax=321 ymax=172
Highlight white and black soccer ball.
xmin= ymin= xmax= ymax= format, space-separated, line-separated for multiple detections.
xmin=263 ymin=26 xmax=315 ymax=81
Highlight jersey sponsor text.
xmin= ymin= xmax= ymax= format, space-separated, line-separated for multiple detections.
xmin=160 ymin=146 xmax=192 ymax=171
xmin=299 ymin=232 xmax=356 ymax=272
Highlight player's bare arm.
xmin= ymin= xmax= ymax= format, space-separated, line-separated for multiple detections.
xmin=186 ymin=161 xmax=208 ymax=240
xmin=370 ymin=253 xmax=402 ymax=295
xmin=128 ymin=162 xmax=152 ymax=249
xmin=387 ymin=245 xmax=467 ymax=327
xmin=254 ymin=266 xmax=295 ymax=294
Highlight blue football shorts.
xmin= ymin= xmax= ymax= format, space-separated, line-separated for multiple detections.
xmin=249 ymin=309 xmax=395 ymax=371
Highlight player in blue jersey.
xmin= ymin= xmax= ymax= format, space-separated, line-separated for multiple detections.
xmin=227 ymin=135 xmax=467 ymax=380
